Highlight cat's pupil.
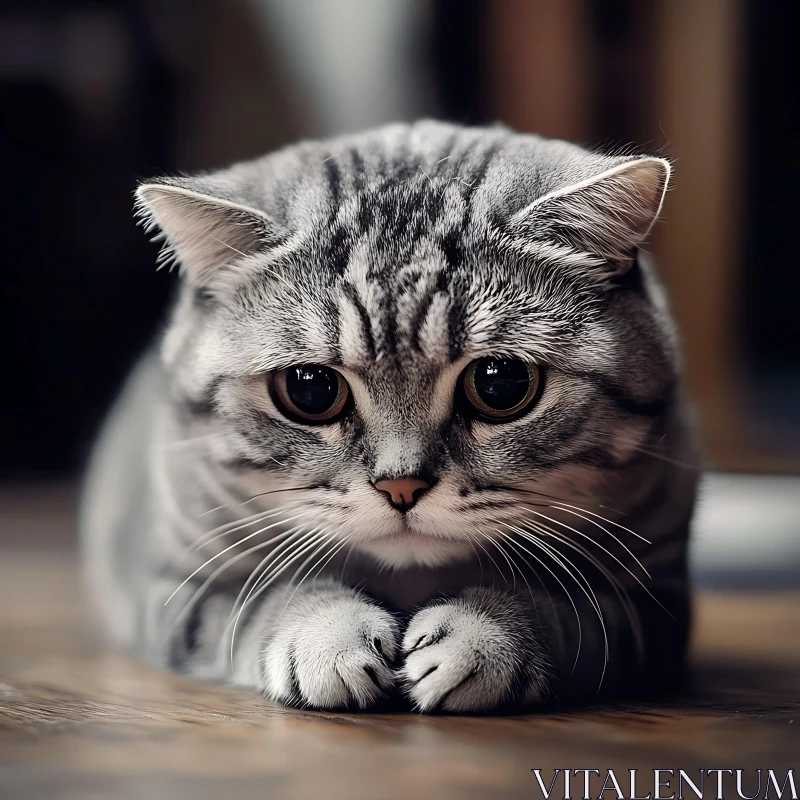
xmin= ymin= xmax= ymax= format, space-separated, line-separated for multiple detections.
xmin=286 ymin=365 xmax=340 ymax=415
xmin=473 ymin=358 xmax=530 ymax=410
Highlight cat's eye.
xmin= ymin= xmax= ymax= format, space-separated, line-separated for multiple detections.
xmin=271 ymin=365 xmax=350 ymax=424
xmin=461 ymin=357 xmax=541 ymax=421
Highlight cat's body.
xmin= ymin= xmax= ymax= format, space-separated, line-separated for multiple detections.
xmin=81 ymin=121 xmax=698 ymax=712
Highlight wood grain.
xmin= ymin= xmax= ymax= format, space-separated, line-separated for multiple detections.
xmin=0 ymin=491 xmax=798 ymax=799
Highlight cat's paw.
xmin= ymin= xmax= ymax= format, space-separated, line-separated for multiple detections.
xmin=262 ymin=593 xmax=399 ymax=710
xmin=400 ymin=591 xmax=551 ymax=713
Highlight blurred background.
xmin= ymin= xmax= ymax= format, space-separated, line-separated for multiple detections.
xmin=1 ymin=0 xmax=797 ymax=581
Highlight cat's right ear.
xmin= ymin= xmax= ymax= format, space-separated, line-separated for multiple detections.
xmin=508 ymin=156 xmax=671 ymax=277
xmin=135 ymin=182 xmax=276 ymax=287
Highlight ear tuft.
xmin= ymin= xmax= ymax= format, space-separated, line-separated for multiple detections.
xmin=134 ymin=183 xmax=274 ymax=286
xmin=510 ymin=157 xmax=671 ymax=274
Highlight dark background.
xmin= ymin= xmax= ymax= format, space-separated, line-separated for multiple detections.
xmin=2 ymin=0 xmax=797 ymax=480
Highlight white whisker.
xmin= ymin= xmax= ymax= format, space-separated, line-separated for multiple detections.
xmin=522 ymin=507 xmax=672 ymax=619
xmin=486 ymin=531 xmax=517 ymax=590
xmin=165 ymin=512 xmax=305 ymax=606
xmin=229 ymin=528 xmax=333 ymax=665
xmin=466 ymin=538 xmax=485 ymax=584
xmin=546 ymin=501 xmax=651 ymax=544
xmin=194 ymin=505 xmax=293 ymax=550
xmin=301 ymin=535 xmax=352 ymax=597
xmin=507 ymin=523 xmax=609 ymax=690
xmin=492 ymin=525 xmax=584 ymax=677
xmin=514 ymin=518 xmax=644 ymax=659
xmin=199 ymin=487 xmax=310 ymax=518
xmin=496 ymin=533 xmax=559 ymax=629
xmin=488 ymin=534 xmax=538 ymax=613
xmin=168 ymin=532 xmax=298 ymax=633
xmin=230 ymin=525 xmax=322 ymax=625
xmin=521 ymin=506 xmax=650 ymax=577
xmin=465 ymin=532 xmax=503 ymax=585
xmin=276 ymin=531 xmax=340 ymax=620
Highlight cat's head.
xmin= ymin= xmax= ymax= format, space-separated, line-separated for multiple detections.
xmin=137 ymin=121 xmax=676 ymax=567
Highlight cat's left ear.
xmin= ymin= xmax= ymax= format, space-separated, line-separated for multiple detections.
xmin=135 ymin=181 xmax=277 ymax=287
xmin=509 ymin=156 xmax=671 ymax=274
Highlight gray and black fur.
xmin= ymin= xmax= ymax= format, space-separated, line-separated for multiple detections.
xmin=81 ymin=121 xmax=698 ymax=712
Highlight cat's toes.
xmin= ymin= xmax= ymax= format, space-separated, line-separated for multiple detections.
xmin=263 ymin=597 xmax=398 ymax=710
xmin=400 ymin=598 xmax=548 ymax=713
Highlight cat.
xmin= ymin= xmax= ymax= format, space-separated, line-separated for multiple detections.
xmin=81 ymin=121 xmax=698 ymax=713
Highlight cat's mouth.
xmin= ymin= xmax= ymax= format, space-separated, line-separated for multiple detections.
xmin=357 ymin=530 xmax=473 ymax=568
xmin=383 ymin=522 xmax=429 ymax=540
xmin=354 ymin=512 xmax=475 ymax=567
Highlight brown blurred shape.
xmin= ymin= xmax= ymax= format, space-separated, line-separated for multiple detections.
xmin=489 ymin=0 xmax=591 ymax=143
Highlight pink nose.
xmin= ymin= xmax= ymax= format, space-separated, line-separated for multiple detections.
xmin=373 ymin=477 xmax=431 ymax=512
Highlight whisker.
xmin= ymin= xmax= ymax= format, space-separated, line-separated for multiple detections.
xmin=485 ymin=531 xmax=517 ymax=590
xmin=230 ymin=533 xmax=353 ymax=669
xmin=193 ymin=505 xmax=294 ymax=550
xmin=159 ymin=434 xmax=218 ymax=452
xmin=229 ymin=528 xmax=333 ymax=664
xmin=239 ymin=534 xmax=350 ymax=672
xmin=469 ymin=531 xmax=511 ymax=585
xmin=511 ymin=524 xmax=605 ymax=623
xmin=165 ymin=512 xmax=306 ymax=605
xmin=479 ymin=530 xmax=523 ymax=589
xmin=507 ymin=524 xmax=609 ymax=691
xmin=230 ymin=525 xmax=323 ymax=626
xmin=513 ymin=518 xmax=644 ymax=660
xmin=488 ymin=534 xmax=539 ymax=614
xmin=168 ymin=531 xmax=300 ymax=633
xmin=628 ymin=444 xmax=701 ymax=471
xmin=200 ymin=486 xmax=317 ymax=517
xmin=520 ymin=505 xmax=651 ymax=576
xmin=521 ymin=507 xmax=672 ymax=620
xmin=302 ymin=535 xmax=352 ymax=594
xmin=495 ymin=533 xmax=559 ymax=630
xmin=504 ymin=486 xmax=644 ymax=539
xmin=499 ymin=483 xmax=630 ymax=518
xmin=192 ymin=458 xmax=241 ymax=514
xmin=545 ymin=501 xmax=651 ymax=544
xmin=338 ymin=535 xmax=358 ymax=582
xmin=276 ymin=531 xmax=340 ymax=621
xmin=492 ymin=526 xmax=584 ymax=677
xmin=463 ymin=534 xmax=486 ymax=585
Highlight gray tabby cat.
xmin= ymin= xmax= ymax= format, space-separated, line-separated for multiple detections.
xmin=81 ymin=121 xmax=698 ymax=713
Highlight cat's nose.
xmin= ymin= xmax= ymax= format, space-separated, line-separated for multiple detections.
xmin=373 ymin=477 xmax=431 ymax=513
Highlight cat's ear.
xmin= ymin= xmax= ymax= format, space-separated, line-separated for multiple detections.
xmin=509 ymin=156 xmax=671 ymax=274
xmin=135 ymin=182 xmax=275 ymax=286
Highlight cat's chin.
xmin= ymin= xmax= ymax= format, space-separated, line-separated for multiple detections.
xmin=356 ymin=534 xmax=474 ymax=569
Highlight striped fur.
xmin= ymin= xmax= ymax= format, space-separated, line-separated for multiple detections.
xmin=81 ymin=121 xmax=698 ymax=712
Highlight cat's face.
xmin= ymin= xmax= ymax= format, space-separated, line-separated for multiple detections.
xmin=139 ymin=122 xmax=676 ymax=567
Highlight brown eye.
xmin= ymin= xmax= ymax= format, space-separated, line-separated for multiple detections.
xmin=461 ymin=357 xmax=541 ymax=421
xmin=271 ymin=365 xmax=350 ymax=424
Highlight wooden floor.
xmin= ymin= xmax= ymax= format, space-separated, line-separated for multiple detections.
xmin=0 ymin=487 xmax=798 ymax=799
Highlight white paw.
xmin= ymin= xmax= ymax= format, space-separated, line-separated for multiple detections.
xmin=263 ymin=594 xmax=398 ymax=710
xmin=400 ymin=601 xmax=525 ymax=712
